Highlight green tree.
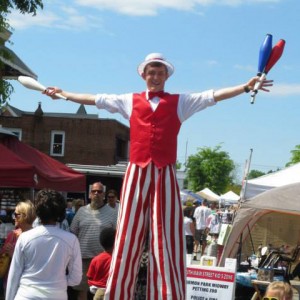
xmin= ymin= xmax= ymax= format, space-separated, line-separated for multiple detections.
xmin=286 ymin=144 xmax=300 ymax=167
xmin=185 ymin=145 xmax=235 ymax=194
xmin=0 ymin=0 xmax=43 ymax=107
xmin=247 ymin=169 xmax=265 ymax=180
xmin=176 ymin=160 xmax=182 ymax=170
xmin=226 ymin=183 xmax=242 ymax=196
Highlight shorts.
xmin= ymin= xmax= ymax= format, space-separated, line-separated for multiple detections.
xmin=93 ymin=288 xmax=106 ymax=300
xmin=185 ymin=235 xmax=194 ymax=254
xmin=72 ymin=258 xmax=92 ymax=292
xmin=195 ymin=229 xmax=207 ymax=245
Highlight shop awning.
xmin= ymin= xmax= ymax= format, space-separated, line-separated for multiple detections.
xmin=67 ymin=163 xmax=127 ymax=177
xmin=0 ymin=143 xmax=36 ymax=187
xmin=0 ymin=45 xmax=37 ymax=79
xmin=0 ymin=134 xmax=86 ymax=192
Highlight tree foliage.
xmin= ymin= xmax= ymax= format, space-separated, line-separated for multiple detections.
xmin=0 ymin=0 xmax=43 ymax=16
xmin=286 ymin=144 xmax=300 ymax=167
xmin=185 ymin=145 xmax=235 ymax=194
xmin=247 ymin=169 xmax=265 ymax=180
xmin=176 ymin=160 xmax=182 ymax=170
xmin=0 ymin=0 xmax=43 ymax=107
xmin=226 ymin=183 xmax=241 ymax=196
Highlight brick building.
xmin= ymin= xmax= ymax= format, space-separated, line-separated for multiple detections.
xmin=0 ymin=103 xmax=130 ymax=195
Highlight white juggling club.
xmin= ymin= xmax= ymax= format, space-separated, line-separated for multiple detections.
xmin=18 ymin=76 xmax=67 ymax=100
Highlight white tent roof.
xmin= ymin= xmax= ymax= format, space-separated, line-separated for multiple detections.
xmin=243 ymin=162 xmax=300 ymax=199
xmin=197 ymin=187 xmax=220 ymax=201
xmin=220 ymin=191 xmax=240 ymax=202
xmin=219 ymin=182 xmax=300 ymax=266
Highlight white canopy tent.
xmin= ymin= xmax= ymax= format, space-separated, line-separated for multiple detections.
xmin=220 ymin=191 xmax=240 ymax=205
xmin=243 ymin=162 xmax=300 ymax=200
xmin=197 ymin=188 xmax=220 ymax=202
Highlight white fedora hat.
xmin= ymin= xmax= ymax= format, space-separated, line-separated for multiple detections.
xmin=137 ymin=53 xmax=174 ymax=77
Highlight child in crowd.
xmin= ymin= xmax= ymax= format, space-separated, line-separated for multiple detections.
xmin=264 ymin=281 xmax=293 ymax=300
xmin=87 ymin=227 xmax=116 ymax=300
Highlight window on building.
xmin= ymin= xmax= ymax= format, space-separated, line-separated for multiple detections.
xmin=5 ymin=128 xmax=22 ymax=140
xmin=50 ymin=131 xmax=65 ymax=156
xmin=116 ymin=137 xmax=128 ymax=161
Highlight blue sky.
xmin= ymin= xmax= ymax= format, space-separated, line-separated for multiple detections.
xmin=6 ymin=0 xmax=300 ymax=181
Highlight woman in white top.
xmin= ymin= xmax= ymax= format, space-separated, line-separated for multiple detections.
xmin=6 ymin=189 xmax=82 ymax=300
xmin=183 ymin=206 xmax=195 ymax=254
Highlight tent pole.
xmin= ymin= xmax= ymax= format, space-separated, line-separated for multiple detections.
xmin=247 ymin=224 xmax=255 ymax=255
xmin=240 ymin=148 xmax=253 ymax=201
xmin=236 ymin=232 xmax=243 ymax=268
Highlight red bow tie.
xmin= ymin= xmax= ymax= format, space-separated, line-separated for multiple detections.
xmin=148 ymin=91 xmax=166 ymax=100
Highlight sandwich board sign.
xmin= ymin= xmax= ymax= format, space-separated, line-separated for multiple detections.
xmin=186 ymin=258 xmax=236 ymax=300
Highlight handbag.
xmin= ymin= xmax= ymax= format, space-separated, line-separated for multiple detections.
xmin=0 ymin=229 xmax=18 ymax=278
xmin=0 ymin=253 xmax=11 ymax=278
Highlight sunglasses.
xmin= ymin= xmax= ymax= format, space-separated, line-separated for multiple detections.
xmin=263 ymin=297 xmax=279 ymax=300
xmin=91 ymin=189 xmax=103 ymax=194
xmin=12 ymin=212 xmax=22 ymax=219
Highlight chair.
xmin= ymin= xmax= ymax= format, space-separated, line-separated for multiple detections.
xmin=278 ymin=245 xmax=300 ymax=281
xmin=258 ymin=249 xmax=281 ymax=269
xmin=257 ymin=246 xmax=300 ymax=281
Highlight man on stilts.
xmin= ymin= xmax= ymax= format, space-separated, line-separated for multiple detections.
xmin=45 ymin=53 xmax=273 ymax=299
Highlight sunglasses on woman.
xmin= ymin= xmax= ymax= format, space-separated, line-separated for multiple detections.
xmin=12 ymin=212 xmax=22 ymax=219
xmin=263 ymin=297 xmax=279 ymax=300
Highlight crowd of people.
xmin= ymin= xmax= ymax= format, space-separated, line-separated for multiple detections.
xmin=183 ymin=198 xmax=235 ymax=262
xmin=1 ymin=189 xmax=297 ymax=300
xmin=0 ymin=182 xmax=120 ymax=300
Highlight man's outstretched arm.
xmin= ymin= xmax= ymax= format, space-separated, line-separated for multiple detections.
xmin=214 ymin=77 xmax=273 ymax=102
xmin=43 ymin=87 xmax=96 ymax=105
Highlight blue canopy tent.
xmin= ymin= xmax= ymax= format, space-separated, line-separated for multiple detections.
xmin=180 ymin=189 xmax=203 ymax=204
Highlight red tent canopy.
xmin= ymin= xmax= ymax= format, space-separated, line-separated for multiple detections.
xmin=1 ymin=136 xmax=86 ymax=192
xmin=0 ymin=144 xmax=35 ymax=187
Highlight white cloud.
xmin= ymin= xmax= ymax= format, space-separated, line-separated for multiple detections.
xmin=8 ymin=4 xmax=103 ymax=31
xmin=8 ymin=0 xmax=281 ymax=30
xmin=206 ymin=60 xmax=219 ymax=66
xmin=75 ymin=0 xmax=279 ymax=15
xmin=234 ymin=64 xmax=256 ymax=73
xmin=9 ymin=11 xmax=59 ymax=30
xmin=271 ymin=83 xmax=300 ymax=96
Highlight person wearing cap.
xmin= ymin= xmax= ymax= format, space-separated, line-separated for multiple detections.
xmin=44 ymin=53 xmax=273 ymax=300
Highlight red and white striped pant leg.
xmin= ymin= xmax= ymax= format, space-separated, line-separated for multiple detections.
xmin=104 ymin=162 xmax=153 ymax=300
xmin=147 ymin=165 xmax=186 ymax=300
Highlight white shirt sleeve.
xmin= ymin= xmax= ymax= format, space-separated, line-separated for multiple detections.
xmin=6 ymin=239 xmax=23 ymax=300
xmin=67 ymin=237 xmax=82 ymax=286
xmin=95 ymin=93 xmax=133 ymax=120
xmin=177 ymin=89 xmax=216 ymax=123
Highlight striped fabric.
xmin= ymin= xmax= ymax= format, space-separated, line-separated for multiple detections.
xmin=70 ymin=204 xmax=118 ymax=258
xmin=105 ymin=162 xmax=186 ymax=300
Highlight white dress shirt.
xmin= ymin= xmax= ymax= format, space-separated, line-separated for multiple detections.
xmin=6 ymin=225 xmax=82 ymax=300
xmin=95 ymin=89 xmax=216 ymax=123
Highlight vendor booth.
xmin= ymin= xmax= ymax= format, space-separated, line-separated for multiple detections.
xmin=197 ymin=187 xmax=220 ymax=202
xmin=220 ymin=182 xmax=300 ymax=268
xmin=220 ymin=191 xmax=240 ymax=206
xmin=220 ymin=182 xmax=300 ymax=299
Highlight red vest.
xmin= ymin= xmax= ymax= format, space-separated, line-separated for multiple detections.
xmin=129 ymin=92 xmax=181 ymax=168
